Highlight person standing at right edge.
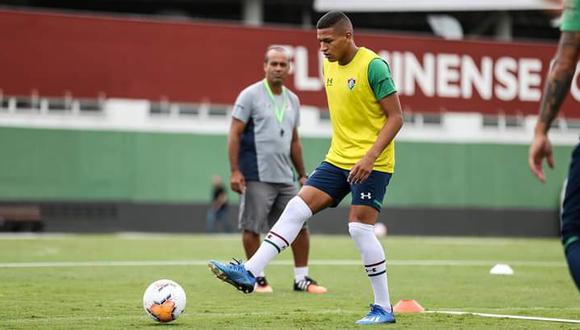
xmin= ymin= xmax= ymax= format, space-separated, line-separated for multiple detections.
xmin=529 ymin=0 xmax=580 ymax=291
xmin=209 ymin=11 xmax=404 ymax=325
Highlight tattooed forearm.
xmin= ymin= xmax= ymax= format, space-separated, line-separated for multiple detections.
xmin=538 ymin=32 xmax=580 ymax=128
xmin=539 ymin=71 xmax=574 ymax=125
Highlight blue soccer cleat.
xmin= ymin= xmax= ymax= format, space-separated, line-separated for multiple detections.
xmin=208 ymin=258 xmax=256 ymax=294
xmin=355 ymin=304 xmax=396 ymax=325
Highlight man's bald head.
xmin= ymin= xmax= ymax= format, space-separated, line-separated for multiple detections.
xmin=263 ymin=46 xmax=290 ymax=88
xmin=264 ymin=46 xmax=290 ymax=64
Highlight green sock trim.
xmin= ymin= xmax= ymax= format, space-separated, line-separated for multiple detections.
xmin=264 ymin=239 xmax=281 ymax=253
xmin=564 ymin=236 xmax=580 ymax=251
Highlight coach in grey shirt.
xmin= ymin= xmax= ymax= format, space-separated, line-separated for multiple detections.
xmin=227 ymin=46 xmax=327 ymax=294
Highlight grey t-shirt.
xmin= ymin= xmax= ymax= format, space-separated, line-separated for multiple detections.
xmin=233 ymin=80 xmax=300 ymax=184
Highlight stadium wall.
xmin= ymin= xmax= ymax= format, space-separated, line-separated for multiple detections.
xmin=0 ymin=9 xmax=573 ymax=236
xmin=0 ymin=202 xmax=557 ymax=237
xmin=1 ymin=9 xmax=580 ymax=117
xmin=0 ymin=126 xmax=569 ymax=236
xmin=0 ymin=126 xmax=570 ymax=208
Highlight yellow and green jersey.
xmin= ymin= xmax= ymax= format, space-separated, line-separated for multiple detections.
xmin=562 ymin=0 xmax=580 ymax=31
xmin=322 ymin=47 xmax=397 ymax=173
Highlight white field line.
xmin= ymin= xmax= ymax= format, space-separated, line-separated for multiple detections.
xmin=427 ymin=310 xmax=580 ymax=324
xmin=0 ymin=233 xmax=562 ymax=248
xmin=0 ymin=259 xmax=565 ymax=268
xmin=0 ymin=233 xmax=241 ymax=240
xmin=0 ymin=233 xmax=71 ymax=239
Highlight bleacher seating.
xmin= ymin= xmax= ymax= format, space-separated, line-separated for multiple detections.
xmin=0 ymin=206 xmax=43 ymax=232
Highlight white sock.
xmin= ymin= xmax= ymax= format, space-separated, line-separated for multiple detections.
xmin=258 ymin=271 xmax=266 ymax=278
xmin=294 ymin=266 xmax=308 ymax=282
xmin=348 ymin=222 xmax=391 ymax=311
xmin=245 ymin=196 xmax=312 ymax=276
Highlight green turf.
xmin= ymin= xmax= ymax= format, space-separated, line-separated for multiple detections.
xmin=0 ymin=234 xmax=577 ymax=329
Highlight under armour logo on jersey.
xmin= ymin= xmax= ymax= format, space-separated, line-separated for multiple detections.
xmin=326 ymin=77 xmax=333 ymax=86
xmin=347 ymin=78 xmax=356 ymax=90
xmin=360 ymin=192 xmax=372 ymax=200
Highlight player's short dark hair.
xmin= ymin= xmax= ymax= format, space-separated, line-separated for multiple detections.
xmin=316 ymin=11 xmax=351 ymax=30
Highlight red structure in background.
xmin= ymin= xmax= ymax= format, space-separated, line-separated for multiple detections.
xmin=1 ymin=9 xmax=578 ymax=117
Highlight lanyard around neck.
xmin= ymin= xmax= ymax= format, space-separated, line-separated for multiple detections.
xmin=263 ymin=79 xmax=287 ymax=124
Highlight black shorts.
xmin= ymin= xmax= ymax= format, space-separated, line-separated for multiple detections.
xmin=561 ymin=143 xmax=580 ymax=249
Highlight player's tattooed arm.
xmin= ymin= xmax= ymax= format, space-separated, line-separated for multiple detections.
xmin=538 ymin=32 xmax=580 ymax=131
xmin=538 ymin=71 xmax=573 ymax=125
xmin=529 ymin=33 xmax=579 ymax=183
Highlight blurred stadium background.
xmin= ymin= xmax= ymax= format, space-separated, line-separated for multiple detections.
xmin=0 ymin=0 xmax=577 ymax=237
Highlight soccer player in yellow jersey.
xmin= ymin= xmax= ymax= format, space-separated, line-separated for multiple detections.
xmin=209 ymin=11 xmax=403 ymax=324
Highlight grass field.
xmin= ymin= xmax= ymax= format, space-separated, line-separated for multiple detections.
xmin=0 ymin=233 xmax=578 ymax=329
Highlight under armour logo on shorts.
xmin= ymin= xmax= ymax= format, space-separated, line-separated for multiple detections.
xmin=360 ymin=192 xmax=372 ymax=200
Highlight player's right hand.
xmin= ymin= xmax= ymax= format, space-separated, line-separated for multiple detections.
xmin=348 ymin=154 xmax=375 ymax=184
xmin=528 ymin=133 xmax=554 ymax=183
xmin=230 ymin=170 xmax=246 ymax=194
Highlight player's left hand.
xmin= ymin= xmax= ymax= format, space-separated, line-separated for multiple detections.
xmin=299 ymin=176 xmax=308 ymax=186
xmin=528 ymin=133 xmax=554 ymax=183
xmin=348 ymin=155 xmax=375 ymax=184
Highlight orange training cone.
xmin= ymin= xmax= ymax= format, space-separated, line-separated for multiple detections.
xmin=393 ymin=299 xmax=425 ymax=313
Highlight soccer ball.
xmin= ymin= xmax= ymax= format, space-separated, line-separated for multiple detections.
xmin=143 ymin=279 xmax=186 ymax=323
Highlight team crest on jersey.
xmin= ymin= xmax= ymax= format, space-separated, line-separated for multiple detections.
xmin=347 ymin=78 xmax=356 ymax=90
